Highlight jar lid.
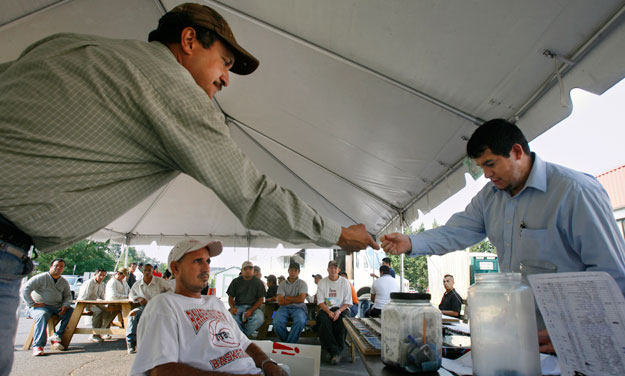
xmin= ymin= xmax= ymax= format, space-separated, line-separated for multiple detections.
xmin=390 ymin=292 xmax=431 ymax=300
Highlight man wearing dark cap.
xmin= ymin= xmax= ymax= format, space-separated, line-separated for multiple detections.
xmin=131 ymin=239 xmax=286 ymax=375
xmin=316 ymin=260 xmax=353 ymax=365
xmin=264 ymin=275 xmax=278 ymax=302
xmin=0 ymin=3 xmax=378 ymax=373
xmin=278 ymin=275 xmax=286 ymax=285
xmin=274 ymin=263 xmax=309 ymax=343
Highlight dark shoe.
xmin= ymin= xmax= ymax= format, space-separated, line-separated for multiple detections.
xmin=330 ymin=354 xmax=341 ymax=365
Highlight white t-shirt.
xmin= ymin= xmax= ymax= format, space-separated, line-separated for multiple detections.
xmin=371 ymin=274 xmax=400 ymax=310
xmin=316 ymin=277 xmax=352 ymax=309
xmin=130 ymin=293 xmax=259 ymax=375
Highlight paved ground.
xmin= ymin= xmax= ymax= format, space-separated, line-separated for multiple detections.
xmin=11 ymin=312 xmax=366 ymax=376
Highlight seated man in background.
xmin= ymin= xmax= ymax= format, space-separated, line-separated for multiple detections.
xmin=274 ymin=263 xmax=308 ymax=343
xmin=105 ymin=268 xmax=130 ymax=300
xmin=127 ymin=263 xmax=171 ymax=354
xmin=78 ymin=269 xmax=116 ymax=343
xmin=227 ymin=261 xmax=266 ymax=337
xmin=367 ymin=265 xmax=400 ymax=318
xmin=438 ymin=274 xmax=463 ymax=317
xmin=316 ymin=260 xmax=352 ymax=365
xmin=22 ymin=258 xmax=73 ymax=356
xmin=370 ymin=257 xmax=396 ymax=279
xmin=130 ymin=239 xmax=286 ymax=375
xmin=264 ymin=274 xmax=278 ymax=303
xmin=339 ymin=271 xmax=359 ymax=317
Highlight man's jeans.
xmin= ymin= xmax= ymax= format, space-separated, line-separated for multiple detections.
xmin=232 ymin=305 xmax=264 ymax=337
xmin=126 ymin=305 xmax=145 ymax=345
xmin=0 ymin=244 xmax=31 ymax=376
xmin=30 ymin=305 xmax=74 ymax=347
xmin=273 ymin=305 xmax=307 ymax=343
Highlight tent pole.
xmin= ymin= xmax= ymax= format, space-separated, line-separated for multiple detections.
xmin=400 ymin=212 xmax=405 ymax=293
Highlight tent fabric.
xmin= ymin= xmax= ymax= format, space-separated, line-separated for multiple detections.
xmin=2 ymin=0 xmax=625 ymax=248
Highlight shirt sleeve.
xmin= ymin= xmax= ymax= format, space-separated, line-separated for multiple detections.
xmin=409 ymin=188 xmax=489 ymax=256
xmin=566 ymin=180 xmax=625 ymax=292
xmin=131 ymin=297 xmax=180 ymax=375
xmin=147 ymin=94 xmax=342 ymax=248
xmin=276 ymin=284 xmax=285 ymax=297
xmin=298 ymin=280 xmax=308 ymax=295
xmin=22 ymin=275 xmax=41 ymax=307
xmin=256 ymin=280 xmax=266 ymax=299
xmin=61 ymin=279 xmax=72 ymax=306
xmin=226 ymin=278 xmax=237 ymax=297
xmin=316 ymin=280 xmax=326 ymax=306
xmin=129 ymin=282 xmax=142 ymax=301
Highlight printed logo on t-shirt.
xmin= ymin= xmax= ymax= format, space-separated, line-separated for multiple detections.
xmin=328 ymin=288 xmax=337 ymax=298
xmin=209 ymin=348 xmax=249 ymax=369
xmin=185 ymin=308 xmax=239 ymax=348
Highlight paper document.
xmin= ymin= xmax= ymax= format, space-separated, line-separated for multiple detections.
xmin=528 ymin=272 xmax=625 ymax=375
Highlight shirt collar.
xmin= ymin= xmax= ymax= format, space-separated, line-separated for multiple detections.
xmin=489 ymin=152 xmax=547 ymax=194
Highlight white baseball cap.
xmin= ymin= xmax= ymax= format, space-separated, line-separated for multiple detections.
xmin=168 ymin=239 xmax=222 ymax=268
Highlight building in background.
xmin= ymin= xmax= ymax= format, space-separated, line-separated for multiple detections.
xmin=596 ymin=165 xmax=625 ymax=237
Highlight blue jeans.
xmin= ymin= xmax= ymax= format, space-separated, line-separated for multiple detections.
xmin=349 ymin=303 xmax=359 ymax=317
xmin=126 ymin=305 xmax=144 ymax=345
xmin=273 ymin=305 xmax=307 ymax=343
xmin=30 ymin=305 xmax=74 ymax=347
xmin=0 ymin=242 xmax=33 ymax=376
xmin=232 ymin=305 xmax=264 ymax=337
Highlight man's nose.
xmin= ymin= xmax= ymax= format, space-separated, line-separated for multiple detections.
xmin=221 ymin=69 xmax=230 ymax=87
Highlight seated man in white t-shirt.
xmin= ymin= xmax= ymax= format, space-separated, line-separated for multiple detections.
xmin=130 ymin=239 xmax=286 ymax=376
xmin=366 ymin=265 xmax=400 ymax=318
xmin=315 ymin=260 xmax=353 ymax=365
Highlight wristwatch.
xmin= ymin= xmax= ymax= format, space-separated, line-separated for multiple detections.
xmin=261 ymin=358 xmax=278 ymax=372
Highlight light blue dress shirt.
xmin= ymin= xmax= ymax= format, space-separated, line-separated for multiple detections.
xmin=409 ymin=154 xmax=625 ymax=293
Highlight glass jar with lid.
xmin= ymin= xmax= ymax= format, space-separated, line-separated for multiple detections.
xmin=468 ymin=272 xmax=540 ymax=376
xmin=381 ymin=292 xmax=442 ymax=373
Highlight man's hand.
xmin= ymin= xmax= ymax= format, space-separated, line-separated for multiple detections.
xmin=380 ymin=233 xmax=412 ymax=255
xmin=264 ymin=361 xmax=288 ymax=376
xmin=59 ymin=306 xmax=68 ymax=316
xmin=337 ymin=224 xmax=379 ymax=254
xmin=136 ymin=297 xmax=148 ymax=305
xmin=33 ymin=302 xmax=45 ymax=308
xmin=331 ymin=310 xmax=341 ymax=321
xmin=538 ymin=329 xmax=555 ymax=353
xmin=229 ymin=307 xmax=238 ymax=315
xmin=244 ymin=309 xmax=252 ymax=319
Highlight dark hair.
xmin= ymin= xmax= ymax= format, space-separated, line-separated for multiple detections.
xmin=50 ymin=258 xmax=65 ymax=266
xmin=149 ymin=13 xmax=218 ymax=50
xmin=467 ymin=119 xmax=530 ymax=158
xmin=130 ymin=262 xmax=138 ymax=266
xmin=143 ymin=263 xmax=153 ymax=269
xmin=380 ymin=265 xmax=391 ymax=274
xmin=338 ymin=271 xmax=347 ymax=277
xmin=382 ymin=257 xmax=391 ymax=264
xmin=164 ymin=269 xmax=172 ymax=279
xmin=444 ymin=274 xmax=454 ymax=280
xmin=96 ymin=269 xmax=107 ymax=273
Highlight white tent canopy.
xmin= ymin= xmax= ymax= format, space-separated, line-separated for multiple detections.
xmin=2 ymin=0 xmax=625 ymax=248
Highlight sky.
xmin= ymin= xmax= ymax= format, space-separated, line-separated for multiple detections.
xmin=140 ymin=78 xmax=625 ymax=263
xmin=412 ymin=77 xmax=625 ymax=230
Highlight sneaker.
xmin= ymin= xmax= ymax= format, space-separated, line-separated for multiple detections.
xmin=48 ymin=334 xmax=61 ymax=342
xmin=50 ymin=341 xmax=65 ymax=351
xmin=89 ymin=334 xmax=103 ymax=343
xmin=129 ymin=308 xmax=141 ymax=317
xmin=32 ymin=347 xmax=44 ymax=356
xmin=127 ymin=342 xmax=136 ymax=354
xmin=101 ymin=334 xmax=112 ymax=340
xmin=330 ymin=354 xmax=341 ymax=365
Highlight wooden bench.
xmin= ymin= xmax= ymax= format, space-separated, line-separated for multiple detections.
xmin=23 ymin=314 xmax=60 ymax=350
xmin=256 ymin=302 xmax=318 ymax=340
xmin=60 ymin=299 xmax=133 ymax=348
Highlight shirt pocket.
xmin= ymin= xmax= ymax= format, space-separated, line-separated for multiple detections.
xmin=518 ymin=228 xmax=548 ymax=261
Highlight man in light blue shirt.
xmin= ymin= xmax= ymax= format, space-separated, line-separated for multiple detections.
xmin=380 ymin=119 xmax=625 ymax=350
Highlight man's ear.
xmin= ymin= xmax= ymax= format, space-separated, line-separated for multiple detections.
xmin=179 ymin=27 xmax=197 ymax=54
xmin=171 ymin=261 xmax=179 ymax=276
xmin=510 ymin=144 xmax=524 ymax=160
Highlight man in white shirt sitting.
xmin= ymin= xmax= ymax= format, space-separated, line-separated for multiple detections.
xmin=126 ymin=263 xmax=171 ymax=354
xmin=316 ymin=260 xmax=353 ymax=365
xmin=366 ymin=265 xmax=400 ymax=318
xmin=105 ymin=268 xmax=130 ymax=300
xmin=77 ymin=269 xmax=116 ymax=343
xmin=130 ymin=239 xmax=286 ymax=376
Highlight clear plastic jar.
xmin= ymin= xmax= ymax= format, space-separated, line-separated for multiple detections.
xmin=381 ymin=293 xmax=442 ymax=373
xmin=468 ymin=273 xmax=540 ymax=376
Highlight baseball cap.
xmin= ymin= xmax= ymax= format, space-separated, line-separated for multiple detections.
xmin=312 ymin=274 xmax=322 ymax=279
xmin=168 ymin=239 xmax=222 ymax=268
xmin=328 ymin=260 xmax=339 ymax=268
xmin=242 ymin=261 xmax=253 ymax=269
xmin=254 ymin=265 xmax=261 ymax=272
xmin=265 ymin=274 xmax=277 ymax=283
xmin=157 ymin=3 xmax=259 ymax=75
xmin=278 ymin=275 xmax=286 ymax=280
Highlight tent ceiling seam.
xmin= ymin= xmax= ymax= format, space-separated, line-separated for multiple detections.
xmin=224 ymin=111 xmax=400 ymax=214
xmin=127 ymin=177 xmax=177 ymax=235
xmin=225 ymin=115 xmax=361 ymax=225
xmin=0 ymin=0 xmax=69 ymax=30
xmin=207 ymin=0 xmax=484 ymax=126
xmin=512 ymin=2 xmax=625 ymax=122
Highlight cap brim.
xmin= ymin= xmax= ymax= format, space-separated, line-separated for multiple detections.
xmin=225 ymin=40 xmax=259 ymax=75
xmin=206 ymin=241 xmax=222 ymax=257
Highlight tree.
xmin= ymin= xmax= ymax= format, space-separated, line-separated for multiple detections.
xmin=469 ymin=239 xmax=496 ymax=254
xmin=35 ymin=239 xmax=116 ymax=275
xmin=386 ymin=223 xmax=429 ymax=292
